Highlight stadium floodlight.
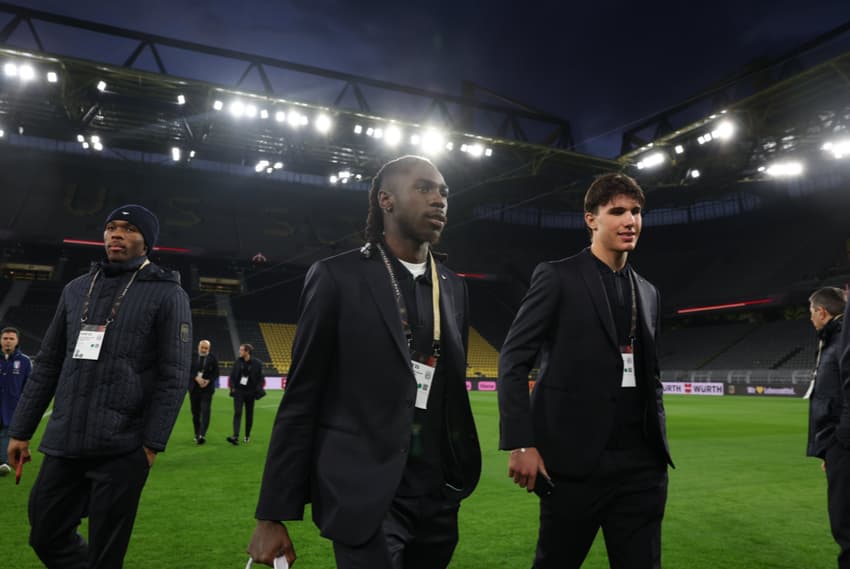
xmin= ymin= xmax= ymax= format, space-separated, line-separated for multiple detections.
xmin=353 ymin=124 xmax=363 ymax=134
xmin=76 ymin=134 xmax=85 ymax=143
xmin=266 ymin=167 xmax=274 ymax=174
xmin=18 ymin=64 xmax=35 ymax=81
xmin=287 ymin=110 xmax=303 ymax=127
xmin=460 ymin=144 xmax=468 ymax=153
xmin=17 ymin=125 xmax=23 ymax=135
xmin=213 ymin=100 xmax=223 ymax=111
xmin=445 ymin=141 xmax=454 ymax=151
xmin=636 ymin=151 xmax=666 ymax=170
xmin=0 ymin=129 xmax=5 ymax=138
xmin=245 ymin=104 xmax=258 ymax=119
xmin=355 ymin=174 xmax=362 ymax=180
xmin=373 ymin=127 xmax=384 ymax=140
xmin=3 ymin=63 xmax=16 ymax=77
xmin=96 ymin=80 xmax=107 ymax=92
xmin=757 ymin=166 xmax=766 ymax=172
xmin=90 ymin=135 xmax=101 ymax=144
xmin=484 ymin=147 xmax=493 ymax=157
xmin=765 ymin=160 xmax=804 ymax=178
xmin=254 ymin=160 xmax=270 ymax=173
xmin=420 ymin=129 xmax=446 ymax=155
xmin=315 ymin=114 xmax=332 ymax=134
xmin=92 ymin=141 xmax=103 ymax=151
xmin=46 ymin=71 xmax=58 ymax=83
xmin=329 ymin=175 xmax=338 ymax=184
xmin=690 ymin=169 xmax=701 ymax=179
xmin=366 ymin=127 xmax=374 ymax=137
xmin=260 ymin=109 xmax=269 ymax=119
xmin=229 ymin=101 xmax=245 ymax=118
xmin=189 ymin=150 xmax=196 ymax=158
xmin=339 ymin=170 xmax=352 ymax=180
xmin=822 ymin=139 xmax=850 ymax=159
xmin=82 ymin=141 xmax=89 ymax=149
xmin=467 ymin=143 xmax=484 ymax=158
xmin=674 ymin=144 xmax=684 ymax=154
xmin=176 ymin=94 xmax=186 ymax=105
xmin=273 ymin=161 xmax=283 ymax=170
xmin=384 ymin=125 xmax=402 ymax=146
xmin=711 ymin=120 xmax=735 ymax=141
xmin=171 ymin=147 xmax=181 ymax=162
xmin=275 ymin=110 xmax=286 ymax=123
xmin=410 ymin=134 xmax=421 ymax=146
xmin=341 ymin=177 xmax=349 ymax=184
xmin=300 ymin=115 xmax=309 ymax=126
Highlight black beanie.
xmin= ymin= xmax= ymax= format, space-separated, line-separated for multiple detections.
xmin=104 ymin=204 xmax=160 ymax=253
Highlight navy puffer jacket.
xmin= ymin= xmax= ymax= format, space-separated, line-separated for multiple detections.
xmin=9 ymin=258 xmax=192 ymax=457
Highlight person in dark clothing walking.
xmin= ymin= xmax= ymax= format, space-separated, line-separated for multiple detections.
xmin=227 ymin=343 xmax=264 ymax=445
xmin=0 ymin=326 xmax=31 ymax=476
xmin=808 ymin=287 xmax=849 ymax=569
xmin=189 ymin=339 xmax=219 ymax=445
xmin=7 ymin=204 xmax=191 ymax=568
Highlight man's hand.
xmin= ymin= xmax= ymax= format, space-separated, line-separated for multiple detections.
xmin=507 ymin=447 xmax=549 ymax=491
xmin=143 ymin=446 xmax=157 ymax=467
xmin=194 ymin=376 xmax=205 ymax=386
xmin=248 ymin=520 xmax=296 ymax=567
xmin=8 ymin=438 xmax=31 ymax=468
xmin=199 ymin=378 xmax=209 ymax=388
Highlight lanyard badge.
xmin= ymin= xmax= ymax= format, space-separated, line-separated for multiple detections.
xmin=620 ymin=271 xmax=638 ymax=388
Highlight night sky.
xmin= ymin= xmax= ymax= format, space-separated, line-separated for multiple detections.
xmin=15 ymin=0 xmax=850 ymax=157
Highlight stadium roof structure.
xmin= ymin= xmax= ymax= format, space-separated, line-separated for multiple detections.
xmin=0 ymin=2 xmax=619 ymax=187
xmin=617 ymin=19 xmax=850 ymax=192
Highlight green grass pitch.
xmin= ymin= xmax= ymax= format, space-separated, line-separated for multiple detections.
xmin=2 ymin=392 xmax=836 ymax=568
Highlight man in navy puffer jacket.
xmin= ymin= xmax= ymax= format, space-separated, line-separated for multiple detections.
xmin=7 ymin=204 xmax=191 ymax=569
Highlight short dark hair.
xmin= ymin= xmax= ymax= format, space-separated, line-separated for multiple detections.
xmin=240 ymin=343 xmax=254 ymax=354
xmin=810 ymin=287 xmax=846 ymax=317
xmin=584 ymin=172 xmax=645 ymax=214
xmin=1 ymin=326 xmax=19 ymax=337
xmin=364 ymin=155 xmax=435 ymax=244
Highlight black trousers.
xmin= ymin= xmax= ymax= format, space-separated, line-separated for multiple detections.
xmin=28 ymin=450 xmax=150 ymax=569
xmin=232 ymin=392 xmax=255 ymax=438
xmin=332 ymin=493 xmax=460 ymax=569
xmin=190 ymin=391 xmax=213 ymax=438
xmin=534 ymin=446 xmax=668 ymax=569
xmin=826 ymin=444 xmax=850 ymax=569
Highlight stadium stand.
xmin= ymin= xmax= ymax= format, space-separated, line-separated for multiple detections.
xmin=259 ymin=322 xmax=297 ymax=376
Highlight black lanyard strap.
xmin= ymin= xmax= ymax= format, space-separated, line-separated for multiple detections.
xmin=80 ymin=260 xmax=149 ymax=327
xmin=375 ymin=244 xmax=441 ymax=361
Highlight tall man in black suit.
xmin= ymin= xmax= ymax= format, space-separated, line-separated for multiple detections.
xmin=227 ymin=343 xmax=264 ymax=445
xmin=247 ymin=155 xmax=481 ymax=568
xmin=498 ymin=173 xmax=673 ymax=569
xmin=189 ymin=339 xmax=219 ymax=445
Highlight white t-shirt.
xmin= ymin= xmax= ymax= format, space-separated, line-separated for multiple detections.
xmin=399 ymin=259 xmax=427 ymax=279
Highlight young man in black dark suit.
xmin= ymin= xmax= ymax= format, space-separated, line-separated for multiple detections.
xmin=247 ymin=155 xmax=480 ymax=568
xmin=498 ymin=173 xmax=673 ymax=569
xmin=227 ymin=343 xmax=264 ymax=445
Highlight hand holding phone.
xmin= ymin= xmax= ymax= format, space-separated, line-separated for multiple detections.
xmin=245 ymin=556 xmax=289 ymax=569
xmin=532 ymin=474 xmax=555 ymax=498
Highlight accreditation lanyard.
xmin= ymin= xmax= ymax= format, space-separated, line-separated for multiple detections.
xmin=376 ymin=244 xmax=441 ymax=410
xmin=620 ymin=269 xmax=638 ymax=388
xmin=73 ymin=259 xmax=149 ymax=361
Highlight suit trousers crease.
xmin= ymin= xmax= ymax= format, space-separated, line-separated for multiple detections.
xmin=232 ymin=391 xmax=255 ymax=438
xmin=533 ymin=446 xmax=667 ymax=569
xmin=332 ymin=493 xmax=460 ymax=569
xmin=190 ymin=391 xmax=212 ymax=437
xmin=28 ymin=450 xmax=150 ymax=569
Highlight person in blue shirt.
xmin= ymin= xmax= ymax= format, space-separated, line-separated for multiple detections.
xmin=0 ymin=326 xmax=31 ymax=475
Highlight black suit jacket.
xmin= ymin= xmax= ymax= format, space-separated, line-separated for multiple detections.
xmin=255 ymin=247 xmax=481 ymax=546
xmin=498 ymin=248 xmax=672 ymax=478
xmin=189 ymin=352 xmax=219 ymax=395
xmin=229 ymin=357 xmax=264 ymax=398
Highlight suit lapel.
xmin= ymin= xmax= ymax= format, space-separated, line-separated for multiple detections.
xmin=633 ymin=272 xmax=657 ymax=341
xmin=578 ymin=250 xmax=619 ymax=350
xmin=363 ymin=256 xmax=410 ymax=365
xmin=436 ymin=267 xmax=462 ymax=364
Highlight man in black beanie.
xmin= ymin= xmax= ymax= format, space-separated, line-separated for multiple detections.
xmin=7 ymin=203 xmax=192 ymax=568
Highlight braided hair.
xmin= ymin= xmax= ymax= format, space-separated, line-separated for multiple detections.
xmin=364 ymin=155 xmax=434 ymax=244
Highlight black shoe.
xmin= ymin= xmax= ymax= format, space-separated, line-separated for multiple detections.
xmin=226 ymin=436 xmax=239 ymax=446
xmin=197 ymin=436 xmax=206 ymax=445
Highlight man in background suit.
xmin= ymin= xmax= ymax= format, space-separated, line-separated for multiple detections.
xmin=227 ymin=343 xmax=263 ymax=445
xmin=498 ymin=173 xmax=673 ymax=569
xmin=189 ymin=339 xmax=219 ymax=445
xmin=246 ymin=155 xmax=480 ymax=568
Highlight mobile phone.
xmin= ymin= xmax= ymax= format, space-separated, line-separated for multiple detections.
xmin=532 ymin=474 xmax=555 ymax=498
xmin=15 ymin=458 xmax=23 ymax=485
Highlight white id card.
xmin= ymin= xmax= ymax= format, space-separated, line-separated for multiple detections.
xmin=246 ymin=556 xmax=288 ymax=569
xmin=240 ymin=376 xmax=249 ymax=386
xmin=196 ymin=371 xmax=204 ymax=379
xmin=73 ymin=324 xmax=107 ymax=360
xmin=621 ymin=352 xmax=636 ymax=388
xmin=412 ymin=360 xmax=436 ymax=410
